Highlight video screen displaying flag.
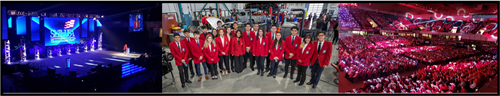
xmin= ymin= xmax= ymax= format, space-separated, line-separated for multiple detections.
xmin=44 ymin=17 xmax=80 ymax=46
xmin=129 ymin=14 xmax=143 ymax=32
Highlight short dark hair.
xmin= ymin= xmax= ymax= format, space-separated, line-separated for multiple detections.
xmin=271 ymin=25 xmax=277 ymax=28
xmin=193 ymin=31 xmax=200 ymax=35
xmin=183 ymin=29 xmax=190 ymax=33
xmin=173 ymin=33 xmax=180 ymax=37
xmin=201 ymin=26 xmax=207 ymax=29
xmin=245 ymin=23 xmax=251 ymax=27
xmin=291 ymin=26 xmax=298 ymax=31
xmin=317 ymin=31 xmax=325 ymax=36
xmin=217 ymin=21 xmax=222 ymax=24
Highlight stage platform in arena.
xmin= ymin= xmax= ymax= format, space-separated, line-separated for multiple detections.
xmin=8 ymin=50 xmax=142 ymax=77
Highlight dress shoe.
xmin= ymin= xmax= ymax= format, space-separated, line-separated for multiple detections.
xmin=251 ymin=68 xmax=254 ymax=71
xmin=306 ymin=82 xmax=313 ymax=85
xmin=260 ymin=73 xmax=264 ymax=76
xmin=182 ymin=84 xmax=185 ymax=88
xmin=267 ymin=75 xmax=271 ymax=77
xmin=265 ymin=69 xmax=270 ymax=72
xmin=205 ymin=75 xmax=209 ymax=80
xmin=185 ymin=80 xmax=192 ymax=83
xmin=298 ymin=83 xmax=304 ymax=86
xmin=198 ymin=76 xmax=202 ymax=82
xmin=312 ymin=85 xmax=317 ymax=89
xmin=190 ymin=75 xmax=195 ymax=78
xmin=283 ymin=75 xmax=287 ymax=78
xmin=257 ymin=71 xmax=260 ymax=75
xmin=290 ymin=77 xmax=294 ymax=79
xmin=273 ymin=76 xmax=276 ymax=78
xmin=293 ymin=80 xmax=300 ymax=83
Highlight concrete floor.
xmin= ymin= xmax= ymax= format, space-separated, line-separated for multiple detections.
xmin=162 ymin=44 xmax=339 ymax=93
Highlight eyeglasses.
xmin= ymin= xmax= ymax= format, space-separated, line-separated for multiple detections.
xmin=271 ymin=28 xmax=277 ymax=29
xmin=318 ymin=35 xmax=325 ymax=37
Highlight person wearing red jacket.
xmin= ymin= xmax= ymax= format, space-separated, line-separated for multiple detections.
xmin=203 ymin=35 xmax=220 ymax=80
xmin=226 ymin=27 xmax=235 ymax=72
xmin=251 ymin=23 xmax=259 ymax=32
xmin=230 ymin=23 xmax=238 ymax=38
xmin=268 ymin=32 xmax=285 ymax=78
xmin=216 ymin=29 xmax=230 ymax=76
xmin=231 ymin=30 xmax=246 ymax=74
xmin=307 ymin=31 xmax=333 ymax=89
xmin=252 ymin=28 xmax=268 ymax=76
xmin=202 ymin=15 xmax=208 ymax=27
xmin=294 ymin=35 xmax=315 ymax=86
xmin=182 ymin=30 xmax=197 ymax=78
xmin=284 ymin=26 xmax=301 ymax=79
xmin=243 ymin=23 xmax=256 ymax=71
xmin=216 ymin=21 xmax=225 ymax=33
xmin=123 ymin=44 xmax=128 ymax=55
xmin=168 ymin=33 xmax=191 ymax=88
xmin=200 ymin=26 xmax=209 ymax=42
xmin=133 ymin=16 xmax=140 ymax=30
xmin=189 ymin=31 xmax=209 ymax=82
xmin=265 ymin=25 xmax=278 ymax=73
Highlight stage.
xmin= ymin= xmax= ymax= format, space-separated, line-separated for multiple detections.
xmin=8 ymin=50 xmax=142 ymax=77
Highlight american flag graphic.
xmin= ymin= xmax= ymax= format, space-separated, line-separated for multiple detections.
xmin=64 ymin=20 xmax=75 ymax=29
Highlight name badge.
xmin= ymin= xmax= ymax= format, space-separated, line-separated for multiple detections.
xmin=263 ymin=42 xmax=266 ymax=45
xmin=182 ymin=48 xmax=185 ymax=52
xmin=250 ymin=38 xmax=253 ymax=41
xmin=323 ymin=50 xmax=327 ymax=54
xmin=280 ymin=47 xmax=282 ymax=50
xmin=213 ymin=49 xmax=216 ymax=52
xmin=201 ymin=47 xmax=204 ymax=50
xmin=306 ymin=51 xmax=310 ymax=54
xmin=295 ymin=44 xmax=298 ymax=47
xmin=226 ymin=41 xmax=228 ymax=45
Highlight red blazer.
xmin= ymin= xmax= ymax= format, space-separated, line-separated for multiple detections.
xmin=203 ymin=43 xmax=220 ymax=64
xmin=169 ymin=41 xmax=188 ymax=66
xmin=270 ymin=40 xmax=285 ymax=61
xmin=296 ymin=43 xmax=315 ymax=66
xmin=242 ymin=30 xmax=256 ymax=52
xmin=252 ymin=36 xmax=268 ymax=56
xmin=265 ymin=32 xmax=278 ymax=51
xmin=285 ymin=35 xmax=302 ymax=60
xmin=134 ymin=21 xmax=140 ymax=29
xmin=231 ymin=30 xmax=237 ymax=38
xmin=200 ymin=32 xmax=210 ymax=42
xmin=215 ymin=36 xmax=230 ymax=56
xmin=181 ymin=37 xmax=195 ymax=60
xmin=311 ymin=40 xmax=333 ymax=68
xmin=230 ymin=37 xmax=246 ymax=56
xmin=188 ymin=39 xmax=206 ymax=63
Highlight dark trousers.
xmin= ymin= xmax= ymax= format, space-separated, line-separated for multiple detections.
xmin=309 ymin=60 xmax=325 ymax=86
xmin=187 ymin=60 xmax=195 ymax=76
xmin=218 ymin=55 xmax=230 ymax=71
xmin=296 ymin=65 xmax=307 ymax=84
xmin=265 ymin=53 xmax=271 ymax=70
xmin=195 ymin=62 xmax=209 ymax=76
xmin=234 ymin=55 xmax=244 ymax=73
xmin=177 ymin=65 xmax=189 ymax=85
xmin=230 ymin=55 xmax=235 ymax=71
xmin=255 ymin=56 xmax=265 ymax=72
xmin=284 ymin=58 xmax=297 ymax=77
xmin=208 ymin=63 xmax=218 ymax=76
xmin=245 ymin=52 xmax=255 ymax=69
xmin=269 ymin=61 xmax=280 ymax=76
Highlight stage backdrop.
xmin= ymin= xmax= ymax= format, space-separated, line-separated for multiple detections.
xmin=129 ymin=14 xmax=143 ymax=32
xmin=44 ymin=17 xmax=80 ymax=46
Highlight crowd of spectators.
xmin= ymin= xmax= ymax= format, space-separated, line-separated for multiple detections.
xmin=339 ymin=6 xmax=360 ymax=28
xmin=402 ymin=46 xmax=481 ymax=63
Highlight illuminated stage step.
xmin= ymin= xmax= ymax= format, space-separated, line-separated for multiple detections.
xmin=121 ymin=63 xmax=145 ymax=78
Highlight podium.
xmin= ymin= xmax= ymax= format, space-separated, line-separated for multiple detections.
xmin=126 ymin=48 xmax=130 ymax=55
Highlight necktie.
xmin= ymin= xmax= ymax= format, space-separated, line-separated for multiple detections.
xmin=177 ymin=42 xmax=181 ymax=53
xmin=292 ymin=36 xmax=295 ymax=44
xmin=318 ymin=42 xmax=322 ymax=53
xmin=272 ymin=33 xmax=275 ymax=40
xmin=197 ymin=41 xmax=200 ymax=47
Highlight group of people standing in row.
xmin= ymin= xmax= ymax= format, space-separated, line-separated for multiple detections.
xmin=169 ymin=21 xmax=333 ymax=89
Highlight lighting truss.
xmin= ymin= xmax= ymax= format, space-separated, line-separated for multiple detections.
xmin=91 ymin=38 xmax=95 ymax=51
xmin=5 ymin=40 xmax=11 ymax=64
xmin=35 ymin=48 xmax=40 ymax=60
xmin=22 ymin=43 xmax=27 ymax=62
xmin=98 ymin=32 xmax=102 ymax=50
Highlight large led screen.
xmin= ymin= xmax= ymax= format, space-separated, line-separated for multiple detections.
xmin=44 ymin=17 xmax=80 ymax=46
xmin=129 ymin=14 xmax=143 ymax=32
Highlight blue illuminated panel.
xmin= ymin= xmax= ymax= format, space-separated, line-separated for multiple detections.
xmin=2 ymin=6 xmax=7 ymax=39
xmin=8 ymin=17 xmax=12 ymax=28
xmin=31 ymin=17 xmax=40 ymax=41
xmin=96 ymin=19 xmax=102 ymax=27
xmin=89 ymin=19 xmax=94 ymax=32
xmin=82 ymin=18 xmax=88 ymax=37
xmin=121 ymin=63 xmax=145 ymax=78
xmin=16 ymin=16 xmax=26 ymax=35
xmin=44 ymin=17 xmax=80 ymax=46
xmin=129 ymin=14 xmax=143 ymax=32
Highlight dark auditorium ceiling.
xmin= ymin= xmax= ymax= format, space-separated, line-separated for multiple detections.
xmin=355 ymin=3 xmax=498 ymax=15
xmin=1 ymin=3 xmax=160 ymax=15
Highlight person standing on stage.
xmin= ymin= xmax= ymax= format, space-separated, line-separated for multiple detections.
xmin=123 ymin=44 xmax=128 ymax=55
xmin=200 ymin=26 xmax=209 ymax=42
xmin=268 ymin=32 xmax=285 ymax=78
xmin=203 ymin=35 xmax=220 ymax=80
xmin=182 ymin=30 xmax=197 ymax=78
xmin=216 ymin=29 xmax=230 ymax=76
xmin=307 ymin=31 xmax=332 ymax=89
xmin=189 ymin=31 xmax=209 ymax=82
xmin=284 ymin=27 xmax=301 ymax=79
xmin=243 ymin=23 xmax=256 ymax=71
xmin=169 ymin=33 xmax=192 ymax=88
xmin=265 ymin=25 xmax=278 ymax=73
xmin=231 ymin=30 xmax=246 ymax=74
xmin=252 ymin=28 xmax=268 ymax=76
xmin=294 ymin=34 xmax=315 ymax=86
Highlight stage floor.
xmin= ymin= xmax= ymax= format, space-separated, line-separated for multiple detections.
xmin=9 ymin=50 xmax=142 ymax=77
